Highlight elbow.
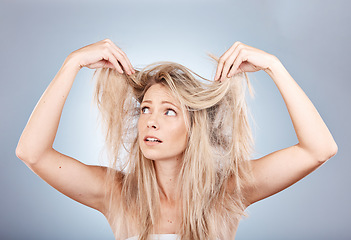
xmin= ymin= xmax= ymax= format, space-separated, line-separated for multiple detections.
xmin=329 ymin=142 xmax=338 ymax=158
xmin=15 ymin=146 xmax=33 ymax=164
xmin=299 ymin=141 xmax=338 ymax=164
xmin=15 ymin=146 xmax=23 ymax=160
xmin=317 ymin=142 xmax=338 ymax=164
xmin=15 ymin=145 xmax=45 ymax=166
xmin=15 ymin=142 xmax=27 ymax=161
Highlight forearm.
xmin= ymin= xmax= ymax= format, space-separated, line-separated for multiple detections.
xmin=16 ymin=55 xmax=81 ymax=162
xmin=265 ymin=58 xmax=338 ymax=161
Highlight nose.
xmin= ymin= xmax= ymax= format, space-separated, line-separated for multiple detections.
xmin=147 ymin=116 xmax=159 ymax=129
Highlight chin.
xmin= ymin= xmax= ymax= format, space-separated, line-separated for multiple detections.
xmin=140 ymin=150 xmax=180 ymax=162
xmin=139 ymin=141 xmax=186 ymax=161
xmin=141 ymin=152 xmax=166 ymax=161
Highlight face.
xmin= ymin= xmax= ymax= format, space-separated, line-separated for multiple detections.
xmin=138 ymin=83 xmax=189 ymax=162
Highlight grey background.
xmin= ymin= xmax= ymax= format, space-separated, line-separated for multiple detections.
xmin=1 ymin=0 xmax=350 ymax=239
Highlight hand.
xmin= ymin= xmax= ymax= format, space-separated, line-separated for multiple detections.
xmin=69 ymin=39 xmax=135 ymax=75
xmin=214 ymin=41 xmax=277 ymax=82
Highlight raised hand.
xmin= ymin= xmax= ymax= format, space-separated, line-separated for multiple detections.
xmin=69 ymin=39 xmax=135 ymax=75
xmin=214 ymin=41 xmax=277 ymax=82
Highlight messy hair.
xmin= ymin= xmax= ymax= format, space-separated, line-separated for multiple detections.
xmin=93 ymin=57 xmax=255 ymax=240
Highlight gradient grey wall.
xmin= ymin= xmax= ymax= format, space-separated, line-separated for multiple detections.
xmin=1 ymin=0 xmax=350 ymax=239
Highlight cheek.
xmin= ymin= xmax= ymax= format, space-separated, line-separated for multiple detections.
xmin=137 ymin=116 xmax=144 ymax=130
xmin=137 ymin=118 xmax=141 ymax=131
xmin=137 ymin=118 xmax=144 ymax=141
xmin=168 ymin=121 xmax=188 ymax=144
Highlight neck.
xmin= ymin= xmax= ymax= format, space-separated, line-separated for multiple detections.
xmin=153 ymin=158 xmax=182 ymax=202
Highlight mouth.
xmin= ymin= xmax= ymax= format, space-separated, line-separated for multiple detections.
xmin=143 ymin=136 xmax=163 ymax=143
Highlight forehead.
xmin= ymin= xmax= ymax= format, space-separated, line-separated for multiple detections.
xmin=143 ymin=84 xmax=179 ymax=104
xmin=142 ymin=83 xmax=191 ymax=128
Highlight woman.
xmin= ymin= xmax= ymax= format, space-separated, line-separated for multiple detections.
xmin=16 ymin=39 xmax=338 ymax=240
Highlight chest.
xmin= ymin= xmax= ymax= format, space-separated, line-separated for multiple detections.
xmin=155 ymin=201 xmax=181 ymax=234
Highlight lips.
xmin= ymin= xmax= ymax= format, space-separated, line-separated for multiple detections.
xmin=144 ymin=135 xmax=163 ymax=143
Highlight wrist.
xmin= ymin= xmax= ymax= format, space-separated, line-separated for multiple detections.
xmin=63 ymin=52 xmax=83 ymax=72
xmin=264 ymin=55 xmax=284 ymax=78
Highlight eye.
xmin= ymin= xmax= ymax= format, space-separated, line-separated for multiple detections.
xmin=141 ymin=106 xmax=150 ymax=114
xmin=165 ymin=108 xmax=176 ymax=116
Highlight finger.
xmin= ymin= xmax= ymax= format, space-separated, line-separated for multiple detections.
xmin=214 ymin=42 xmax=240 ymax=81
xmin=113 ymin=49 xmax=135 ymax=75
xmin=100 ymin=39 xmax=132 ymax=74
xmin=214 ymin=59 xmax=224 ymax=81
xmin=118 ymin=49 xmax=135 ymax=74
xmin=214 ymin=59 xmax=225 ymax=81
xmin=108 ymin=49 xmax=132 ymax=74
xmin=228 ymin=48 xmax=251 ymax=77
xmin=214 ymin=50 xmax=233 ymax=81
xmin=225 ymin=43 xmax=248 ymax=78
xmin=104 ymin=52 xmax=124 ymax=73
xmin=107 ymin=41 xmax=135 ymax=74
xmin=221 ymin=52 xmax=238 ymax=81
xmin=224 ymin=50 xmax=242 ymax=78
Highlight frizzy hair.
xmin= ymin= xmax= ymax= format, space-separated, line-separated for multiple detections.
xmin=92 ymin=57 xmax=256 ymax=240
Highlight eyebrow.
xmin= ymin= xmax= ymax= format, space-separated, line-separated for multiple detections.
xmin=141 ymin=100 xmax=179 ymax=109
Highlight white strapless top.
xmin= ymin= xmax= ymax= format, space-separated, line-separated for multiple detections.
xmin=126 ymin=234 xmax=179 ymax=240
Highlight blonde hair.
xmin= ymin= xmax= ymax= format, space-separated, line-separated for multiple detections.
xmin=93 ymin=57 xmax=255 ymax=240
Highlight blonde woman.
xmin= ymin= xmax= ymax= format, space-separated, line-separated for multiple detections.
xmin=16 ymin=39 xmax=337 ymax=240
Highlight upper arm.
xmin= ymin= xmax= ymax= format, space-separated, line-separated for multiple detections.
xmin=19 ymin=148 xmax=122 ymax=214
xmin=243 ymin=144 xmax=336 ymax=207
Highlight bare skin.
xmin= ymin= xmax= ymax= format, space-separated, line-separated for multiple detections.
xmin=214 ymin=42 xmax=337 ymax=206
xmin=138 ymin=83 xmax=190 ymax=203
xmin=137 ymin=83 xmax=189 ymax=234
xmin=16 ymin=39 xmax=337 ymax=237
xmin=16 ymin=39 xmax=135 ymax=214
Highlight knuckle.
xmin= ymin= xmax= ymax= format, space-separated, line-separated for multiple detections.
xmin=237 ymin=43 xmax=244 ymax=50
xmin=102 ymin=48 xmax=110 ymax=56
xmin=102 ymin=40 xmax=113 ymax=48
xmin=233 ymin=41 xmax=241 ymax=48
xmin=240 ymin=48 xmax=248 ymax=55
xmin=228 ymin=54 xmax=236 ymax=61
